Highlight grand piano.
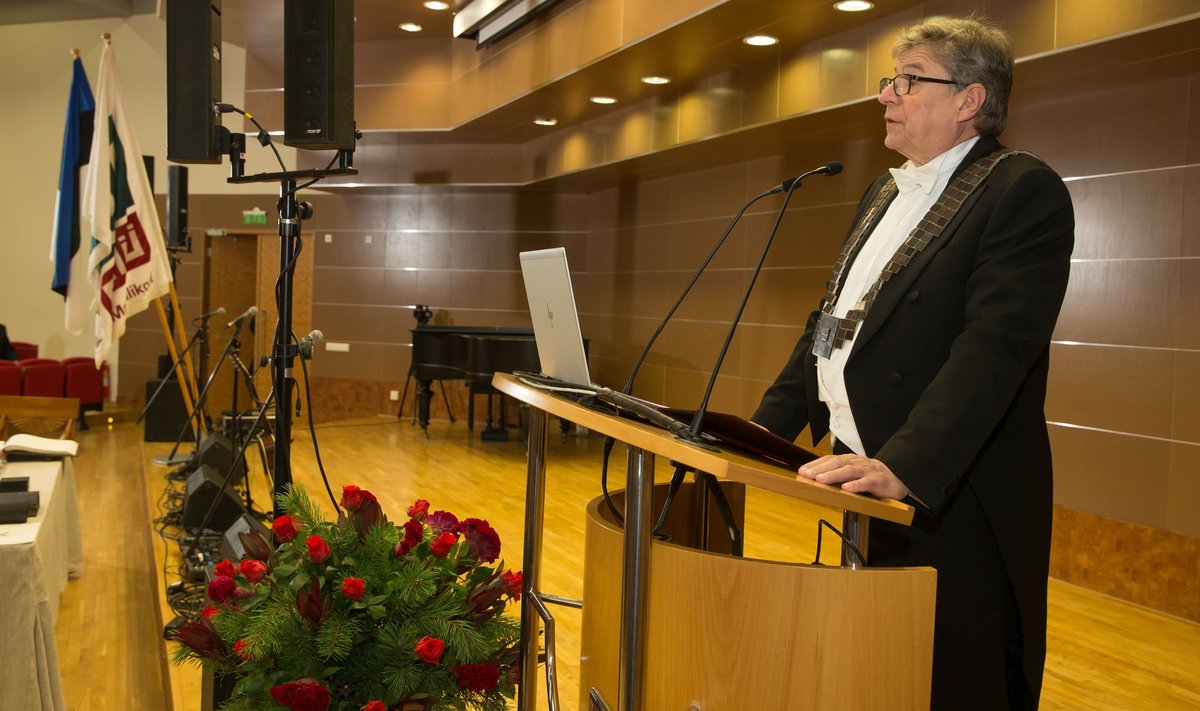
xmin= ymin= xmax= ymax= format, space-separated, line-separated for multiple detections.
xmin=407 ymin=325 xmax=541 ymax=438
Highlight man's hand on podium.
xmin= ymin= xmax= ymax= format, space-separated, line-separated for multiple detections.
xmin=797 ymin=454 xmax=911 ymax=500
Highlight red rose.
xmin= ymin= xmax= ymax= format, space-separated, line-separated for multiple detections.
xmin=407 ymin=499 xmax=430 ymax=519
xmin=207 ymin=575 xmax=237 ymax=603
xmin=234 ymin=638 xmax=252 ymax=660
xmin=393 ymin=519 xmax=424 ymax=556
xmin=341 ymin=577 xmax=366 ymax=600
xmin=363 ymin=702 xmax=387 ymax=711
xmin=269 ymin=679 xmax=331 ymax=711
xmin=450 ymin=662 xmax=501 ymax=692
xmin=430 ymin=531 xmax=456 ymax=558
xmin=273 ymin=515 xmax=298 ymax=543
xmin=214 ymin=559 xmax=236 ymax=578
xmin=239 ymin=559 xmax=267 ymax=583
xmin=306 ymin=534 xmax=331 ymax=564
xmin=341 ymin=485 xmax=377 ymax=510
xmin=500 ymin=569 xmax=523 ymax=601
xmin=199 ymin=606 xmax=219 ymax=620
xmin=459 ymin=518 xmax=501 ymax=563
xmin=414 ymin=635 xmax=445 ymax=664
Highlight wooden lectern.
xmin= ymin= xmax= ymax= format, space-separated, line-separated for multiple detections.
xmin=493 ymin=373 xmax=935 ymax=711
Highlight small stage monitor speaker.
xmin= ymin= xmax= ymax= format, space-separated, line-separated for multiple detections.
xmin=219 ymin=512 xmax=272 ymax=563
xmin=182 ymin=464 xmax=244 ymax=531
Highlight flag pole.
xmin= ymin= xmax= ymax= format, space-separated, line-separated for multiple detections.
xmin=153 ymin=296 xmax=202 ymax=434
xmin=167 ymin=281 xmax=203 ymax=425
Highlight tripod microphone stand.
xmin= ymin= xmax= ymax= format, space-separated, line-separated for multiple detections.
xmin=143 ymin=309 xmax=218 ymax=465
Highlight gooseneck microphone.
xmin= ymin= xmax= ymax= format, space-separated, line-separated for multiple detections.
xmin=620 ymin=175 xmax=802 ymax=396
xmin=194 ymin=306 xmax=226 ymax=321
xmin=688 ymin=161 xmax=843 ymax=438
xmin=299 ymin=329 xmax=324 ymax=359
xmin=226 ymin=305 xmax=258 ymax=330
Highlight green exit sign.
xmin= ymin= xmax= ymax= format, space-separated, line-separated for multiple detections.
xmin=242 ymin=208 xmax=267 ymax=225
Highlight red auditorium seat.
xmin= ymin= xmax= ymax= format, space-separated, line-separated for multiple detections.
xmin=63 ymin=357 xmax=105 ymax=413
xmin=19 ymin=358 xmax=66 ymax=397
xmin=0 ymin=361 xmax=20 ymax=396
xmin=11 ymin=341 xmax=38 ymax=360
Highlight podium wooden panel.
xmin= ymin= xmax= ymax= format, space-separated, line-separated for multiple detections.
xmin=492 ymin=373 xmax=934 ymax=711
xmin=581 ymin=489 xmax=935 ymax=710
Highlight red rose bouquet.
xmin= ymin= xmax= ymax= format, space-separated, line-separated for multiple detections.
xmin=169 ymin=484 xmax=522 ymax=711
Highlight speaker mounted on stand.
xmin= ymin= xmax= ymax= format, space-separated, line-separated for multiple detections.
xmin=283 ymin=0 xmax=355 ymax=151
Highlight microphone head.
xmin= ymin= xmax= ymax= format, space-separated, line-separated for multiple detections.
xmin=823 ymin=161 xmax=844 ymax=177
xmin=246 ymin=306 xmax=259 ymax=318
xmin=215 ymin=306 xmax=226 ymax=316
xmin=306 ymin=329 xmax=324 ymax=343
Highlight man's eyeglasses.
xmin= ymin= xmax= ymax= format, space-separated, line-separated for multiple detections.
xmin=879 ymin=74 xmax=959 ymax=96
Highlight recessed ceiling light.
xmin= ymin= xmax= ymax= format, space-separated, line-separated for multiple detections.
xmin=641 ymin=76 xmax=670 ymax=85
xmin=423 ymin=1 xmax=451 ymax=9
xmin=399 ymin=22 xmax=423 ymax=32
xmin=834 ymin=0 xmax=875 ymax=11
xmin=589 ymin=96 xmax=617 ymax=105
xmin=743 ymin=34 xmax=779 ymax=47
xmin=533 ymin=118 xmax=558 ymax=126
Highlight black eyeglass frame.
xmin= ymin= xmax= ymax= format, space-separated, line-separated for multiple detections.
xmin=879 ymin=73 xmax=960 ymax=95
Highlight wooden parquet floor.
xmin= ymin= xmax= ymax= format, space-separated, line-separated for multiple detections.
xmin=55 ymin=416 xmax=1200 ymax=710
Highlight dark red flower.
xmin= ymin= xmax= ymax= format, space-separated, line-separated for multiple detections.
xmin=341 ymin=577 xmax=366 ymax=600
xmin=427 ymin=510 xmax=459 ymax=535
xmin=459 ymin=518 xmax=501 ymax=563
xmin=207 ymin=575 xmax=237 ymax=603
xmin=239 ymin=559 xmax=267 ymax=583
xmin=273 ymin=515 xmax=298 ymax=543
xmin=269 ymin=678 xmax=331 ymax=711
xmin=214 ymin=559 xmax=236 ymax=578
xmin=363 ymin=702 xmax=387 ymax=711
xmin=306 ymin=534 xmax=331 ymax=564
xmin=393 ymin=519 xmax=424 ymax=556
xmin=296 ymin=578 xmax=329 ymax=628
xmin=414 ymin=635 xmax=445 ymax=664
xmin=167 ymin=617 xmax=225 ymax=659
xmin=407 ymin=499 xmax=430 ymax=519
xmin=430 ymin=531 xmax=456 ymax=558
xmin=238 ymin=526 xmax=274 ymax=562
xmin=450 ymin=662 xmax=501 ymax=692
xmin=500 ymin=569 xmax=523 ymax=601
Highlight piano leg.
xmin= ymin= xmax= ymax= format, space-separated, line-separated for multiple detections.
xmin=415 ymin=377 xmax=433 ymax=436
xmin=481 ymin=390 xmax=510 ymax=441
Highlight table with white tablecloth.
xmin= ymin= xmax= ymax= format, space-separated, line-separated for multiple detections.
xmin=0 ymin=458 xmax=84 ymax=711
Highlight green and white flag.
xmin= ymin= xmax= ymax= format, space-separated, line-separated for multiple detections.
xmin=80 ymin=39 xmax=172 ymax=367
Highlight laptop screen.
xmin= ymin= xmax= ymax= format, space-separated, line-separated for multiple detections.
xmin=519 ymin=247 xmax=592 ymax=386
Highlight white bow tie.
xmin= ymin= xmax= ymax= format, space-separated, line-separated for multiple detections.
xmin=889 ymin=162 xmax=940 ymax=195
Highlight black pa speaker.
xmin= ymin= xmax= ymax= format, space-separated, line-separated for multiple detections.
xmin=182 ymin=465 xmax=244 ymax=531
xmin=144 ymin=377 xmax=195 ymax=442
xmin=218 ymin=512 xmax=272 ymax=563
xmin=167 ymin=165 xmax=189 ymax=248
xmin=283 ymin=0 xmax=354 ymax=150
xmin=197 ymin=432 xmax=247 ymax=479
xmin=167 ymin=0 xmax=222 ymax=163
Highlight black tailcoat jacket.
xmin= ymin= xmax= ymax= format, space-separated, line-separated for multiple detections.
xmin=753 ymin=136 xmax=1074 ymax=706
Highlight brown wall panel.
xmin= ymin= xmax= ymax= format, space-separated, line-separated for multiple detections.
xmin=1167 ymin=444 xmax=1200 ymax=539
xmin=1050 ymin=424 xmax=1171 ymax=530
xmin=1055 ymin=261 xmax=1180 ymax=347
xmin=1046 ymin=343 xmax=1176 ymax=439
xmin=1066 ymin=171 xmax=1184 ymax=260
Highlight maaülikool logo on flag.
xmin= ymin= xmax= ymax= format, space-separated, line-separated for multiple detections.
xmin=81 ymin=39 xmax=173 ymax=366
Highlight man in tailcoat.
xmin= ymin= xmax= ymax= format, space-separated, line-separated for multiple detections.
xmin=752 ymin=16 xmax=1074 ymax=710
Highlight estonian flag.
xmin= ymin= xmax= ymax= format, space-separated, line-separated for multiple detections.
xmin=80 ymin=39 xmax=173 ymax=366
xmin=51 ymin=55 xmax=95 ymax=334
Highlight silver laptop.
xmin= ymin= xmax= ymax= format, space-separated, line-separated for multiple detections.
xmin=519 ymin=247 xmax=592 ymax=386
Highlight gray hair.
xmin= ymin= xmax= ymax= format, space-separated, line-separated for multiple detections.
xmin=893 ymin=16 xmax=1014 ymax=137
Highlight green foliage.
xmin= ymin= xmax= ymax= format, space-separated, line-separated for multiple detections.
xmin=169 ymin=486 xmax=522 ymax=711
